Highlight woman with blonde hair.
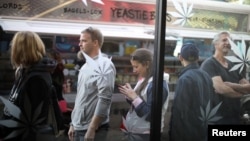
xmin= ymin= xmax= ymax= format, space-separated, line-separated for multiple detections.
xmin=0 ymin=31 xmax=62 ymax=141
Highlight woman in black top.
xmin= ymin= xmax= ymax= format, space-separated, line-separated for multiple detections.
xmin=0 ymin=31 xmax=61 ymax=141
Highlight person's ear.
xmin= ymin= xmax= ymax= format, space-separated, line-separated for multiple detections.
xmin=178 ymin=55 xmax=183 ymax=61
xmin=93 ymin=40 xmax=99 ymax=47
xmin=144 ymin=61 xmax=150 ymax=68
xmin=179 ymin=55 xmax=186 ymax=66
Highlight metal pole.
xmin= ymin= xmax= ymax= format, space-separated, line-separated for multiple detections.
xmin=150 ymin=0 xmax=167 ymax=141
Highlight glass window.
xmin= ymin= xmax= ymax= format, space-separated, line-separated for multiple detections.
xmin=183 ymin=38 xmax=213 ymax=58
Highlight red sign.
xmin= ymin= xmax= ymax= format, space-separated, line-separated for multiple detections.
xmin=0 ymin=0 xmax=156 ymax=25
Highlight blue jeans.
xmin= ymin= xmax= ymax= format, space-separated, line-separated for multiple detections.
xmin=73 ymin=124 xmax=109 ymax=141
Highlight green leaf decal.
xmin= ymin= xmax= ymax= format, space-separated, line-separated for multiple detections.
xmin=32 ymin=102 xmax=44 ymax=123
xmin=0 ymin=95 xmax=47 ymax=140
xmin=23 ymin=94 xmax=32 ymax=122
xmin=0 ymin=119 xmax=23 ymax=128
xmin=199 ymin=100 xmax=223 ymax=125
xmin=4 ymin=128 xmax=25 ymax=140
xmin=207 ymin=102 xmax=222 ymax=120
xmin=205 ymin=101 xmax=211 ymax=118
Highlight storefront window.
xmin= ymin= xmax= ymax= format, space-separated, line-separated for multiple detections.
xmin=0 ymin=0 xmax=250 ymax=140
xmin=183 ymin=38 xmax=213 ymax=58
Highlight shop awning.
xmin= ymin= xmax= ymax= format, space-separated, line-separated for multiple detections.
xmin=1 ymin=19 xmax=250 ymax=41
xmin=0 ymin=19 xmax=177 ymax=40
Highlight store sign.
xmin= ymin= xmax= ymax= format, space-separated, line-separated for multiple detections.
xmin=168 ymin=0 xmax=248 ymax=32
xmin=187 ymin=9 xmax=248 ymax=32
xmin=0 ymin=0 xmax=156 ymax=24
xmin=0 ymin=0 xmax=248 ymax=32
xmin=213 ymin=0 xmax=250 ymax=5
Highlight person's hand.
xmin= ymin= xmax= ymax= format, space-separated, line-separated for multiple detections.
xmin=68 ymin=125 xmax=74 ymax=141
xmin=118 ymin=83 xmax=138 ymax=100
xmin=84 ymin=127 xmax=96 ymax=141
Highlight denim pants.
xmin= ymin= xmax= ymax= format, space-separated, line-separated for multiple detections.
xmin=73 ymin=124 xmax=109 ymax=141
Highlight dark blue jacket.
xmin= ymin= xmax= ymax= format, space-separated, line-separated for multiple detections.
xmin=169 ymin=63 xmax=221 ymax=141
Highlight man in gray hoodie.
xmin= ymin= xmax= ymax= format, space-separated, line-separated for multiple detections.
xmin=68 ymin=27 xmax=116 ymax=141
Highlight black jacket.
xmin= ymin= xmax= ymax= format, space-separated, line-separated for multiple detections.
xmin=169 ymin=63 xmax=221 ymax=141
xmin=0 ymin=57 xmax=61 ymax=141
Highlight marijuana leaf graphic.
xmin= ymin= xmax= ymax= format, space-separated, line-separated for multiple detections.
xmin=121 ymin=115 xmax=148 ymax=140
xmin=224 ymin=38 xmax=250 ymax=73
xmin=168 ymin=0 xmax=194 ymax=26
xmin=199 ymin=101 xmax=223 ymax=125
xmin=0 ymin=95 xmax=52 ymax=140
xmin=82 ymin=0 xmax=104 ymax=6
xmin=81 ymin=51 xmax=114 ymax=87
xmin=88 ymin=60 xmax=113 ymax=86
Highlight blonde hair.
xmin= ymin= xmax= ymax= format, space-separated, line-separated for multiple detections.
xmin=81 ymin=27 xmax=104 ymax=48
xmin=11 ymin=31 xmax=46 ymax=68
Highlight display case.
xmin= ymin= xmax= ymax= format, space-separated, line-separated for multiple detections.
xmin=111 ymin=56 xmax=138 ymax=93
xmin=104 ymin=39 xmax=180 ymax=93
xmin=164 ymin=57 xmax=182 ymax=92
xmin=102 ymin=40 xmax=141 ymax=93
xmin=55 ymin=36 xmax=81 ymax=93
xmin=60 ymin=53 xmax=80 ymax=93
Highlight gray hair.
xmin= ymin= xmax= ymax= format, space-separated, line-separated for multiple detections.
xmin=212 ymin=31 xmax=232 ymax=46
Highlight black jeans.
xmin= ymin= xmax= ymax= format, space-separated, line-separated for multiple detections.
xmin=73 ymin=124 xmax=109 ymax=141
